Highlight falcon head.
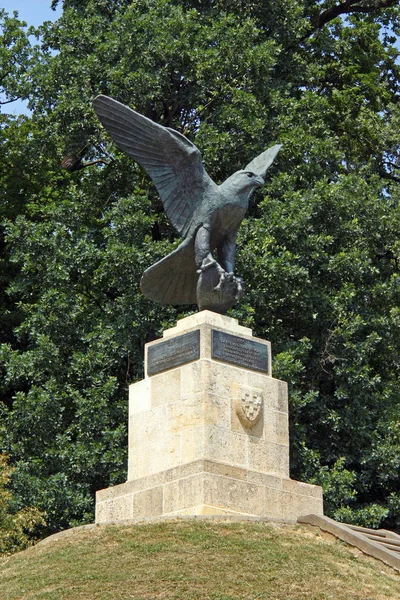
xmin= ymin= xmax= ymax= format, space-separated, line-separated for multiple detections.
xmin=220 ymin=170 xmax=265 ymax=199
xmin=221 ymin=144 xmax=282 ymax=198
xmin=239 ymin=170 xmax=265 ymax=188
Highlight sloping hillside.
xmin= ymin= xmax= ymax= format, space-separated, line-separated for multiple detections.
xmin=1 ymin=520 xmax=399 ymax=599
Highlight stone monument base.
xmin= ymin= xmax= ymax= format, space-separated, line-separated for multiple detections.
xmin=96 ymin=311 xmax=323 ymax=523
xmin=96 ymin=458 xmax=322 ymax=522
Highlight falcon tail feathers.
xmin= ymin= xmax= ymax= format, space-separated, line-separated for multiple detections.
xmin=140 ymin=240 xmax=198 ymax=305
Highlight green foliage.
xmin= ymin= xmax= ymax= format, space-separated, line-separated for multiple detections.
xmin=0 ymin=0 xmax=400 ymax=535
xmin=334 ymin=504 xmax=390 ymax=530
xmin=0 ymin=454 xmax=45 ymax=555
xmin=237 ymin=172 xmax=400 ymax=527
xmin=0 ymin=10 xmax=33 ymax=106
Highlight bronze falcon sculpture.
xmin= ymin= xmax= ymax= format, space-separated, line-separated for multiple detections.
xmin=93 ymin=95 xmax=281 ymax=313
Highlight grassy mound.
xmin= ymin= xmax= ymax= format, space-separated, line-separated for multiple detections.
xmin=1 ymin=520 xmax=399 ymax=599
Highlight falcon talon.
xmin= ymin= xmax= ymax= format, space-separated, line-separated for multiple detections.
xmin=200 ymin=259 xmax=217 ymax=272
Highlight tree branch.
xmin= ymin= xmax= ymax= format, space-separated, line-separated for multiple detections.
xmin=61 ymin=156 xmax=111 ymax=172
xmin=383 ymin=160 xmax=400 ymax=171
xmin=94 ymin=144 xmax=114 ymax=161
xmin=0 ymin=96 xmax=20 ymax=105
xmin=379 ymin=167 xmax=400 ymax=184
xmin=299 ymin=0 xmax=399 ymax=44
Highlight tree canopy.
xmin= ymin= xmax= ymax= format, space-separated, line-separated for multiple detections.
xmin=1 ymin=0 xmax=400 ymax=539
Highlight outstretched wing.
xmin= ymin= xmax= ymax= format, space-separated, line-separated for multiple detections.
xmin=245 ymin=144 xmax=282 ymax=178
xmin=93 ymin=95 xmax=213 ymax=237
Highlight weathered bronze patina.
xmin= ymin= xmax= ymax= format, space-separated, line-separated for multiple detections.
xmin=93 ymin=95 xmax=281 ymax=313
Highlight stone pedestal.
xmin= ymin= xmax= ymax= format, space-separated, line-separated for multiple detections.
xmin=96 ymin=311 xmax=323 ymax=522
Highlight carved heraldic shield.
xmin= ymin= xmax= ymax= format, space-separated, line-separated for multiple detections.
xmin=236 ymin=388 xmax=263 ymax=427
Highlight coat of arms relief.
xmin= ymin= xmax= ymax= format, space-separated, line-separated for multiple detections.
xmin=235 ymin=386 xmax=263 ymax=428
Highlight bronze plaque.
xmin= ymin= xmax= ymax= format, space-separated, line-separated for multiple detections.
xmin=212 ymin=330 xmax=269 ymax=374
xmin=147 ymin=330 xmax=200 ymax=376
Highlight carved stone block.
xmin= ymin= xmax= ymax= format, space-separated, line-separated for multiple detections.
xmin=96 ymin=311 xmax=323 ymax=522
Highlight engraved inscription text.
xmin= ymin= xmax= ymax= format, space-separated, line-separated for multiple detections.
xmin=147 ymin=330 xmax=200 ymax=376
xmin=211 ymin=330 xmax=269 ymax=374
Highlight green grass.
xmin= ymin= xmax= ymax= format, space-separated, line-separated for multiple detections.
xmin=1 ymin=521 xmax=399 ymax=599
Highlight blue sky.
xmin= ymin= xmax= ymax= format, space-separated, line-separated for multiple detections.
xmin=1 ymin=0 xmax=61 ymax=27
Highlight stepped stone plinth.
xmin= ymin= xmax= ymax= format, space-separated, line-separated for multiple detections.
xmin=96 ymin=311 xmax=323 ymax=522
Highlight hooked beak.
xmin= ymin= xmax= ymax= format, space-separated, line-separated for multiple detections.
xmin=254 ymin=175 xmax=265 ymax=187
